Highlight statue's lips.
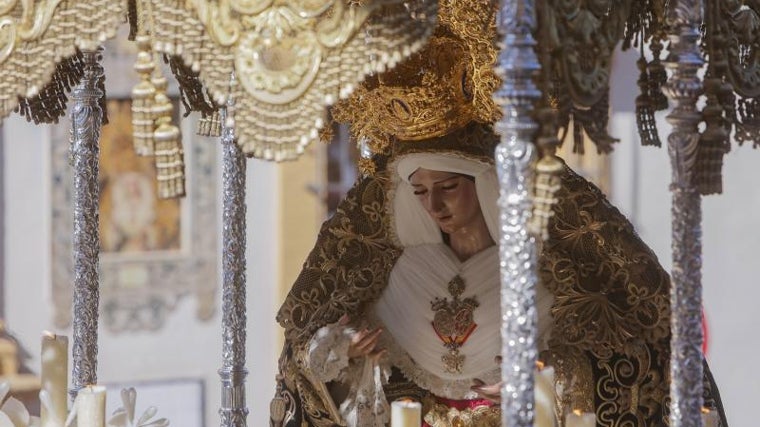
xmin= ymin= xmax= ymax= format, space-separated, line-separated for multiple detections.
xmin=436 ymin=215 xmax=453 ymax=224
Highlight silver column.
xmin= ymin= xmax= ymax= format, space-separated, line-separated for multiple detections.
xmin=494 ymin=1 xmax=541 ymax=426
xmin=662 ymin=1 xmax=705 ymax=426
xmin=219 ymin=105 xmax=249 ymax=427
xmin=69 ymin=48 xmax=104 ymax=399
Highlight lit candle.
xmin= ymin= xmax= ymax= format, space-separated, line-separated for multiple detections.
xmin=76 ymin=385 xmax=106 ymax=427
xmin=701 ymin=407 xmax=719 ymax=427
xmin=41 ymin=332 xmax=68 ymax=427
xmin=534 ymin=365 xmax=557 ymax=427
xmin=565 ymin=409 xmax=596 ymax=427
xmin=391 ymin=400 xmax=421 ymax=427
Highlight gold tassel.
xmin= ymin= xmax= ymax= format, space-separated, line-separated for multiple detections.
xmin=153 ymin=91 xmax=186 ymax=199
xmin=151 ymin=64 xmax=185 ymax=199
xmin=530 ymin=155 xmax=564 ymax=241
xmin=531 ymin=106 xmax=564 ymax=241
xmin=197 ymin=110 xmax=222 ymax=137
xmin=270 ymin=397 xmax=286 ymax=427
xmin=131 ymin=35 xmax=157 ymax=156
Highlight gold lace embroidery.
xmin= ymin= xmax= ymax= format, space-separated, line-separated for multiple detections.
xmin=423 ymin=402 xmax=500 ymax=427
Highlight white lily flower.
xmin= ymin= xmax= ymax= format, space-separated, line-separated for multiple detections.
xmin=0 ymin=382 xmax=39 ymax=427
xmin=107 ymin=389 xmax=168 ymax=427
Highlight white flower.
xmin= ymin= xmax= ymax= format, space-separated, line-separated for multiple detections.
xmin=107 ymin=388 xmax=168 ymax=427
xmin=0 ymin=382 xmax=40 ymax=427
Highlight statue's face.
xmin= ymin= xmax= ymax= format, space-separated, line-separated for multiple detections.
xmin=409 ymin=168 xmax=482 ymax=235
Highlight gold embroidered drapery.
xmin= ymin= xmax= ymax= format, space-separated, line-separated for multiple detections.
xmin=139 ymin=0 xmax=438 ymax=161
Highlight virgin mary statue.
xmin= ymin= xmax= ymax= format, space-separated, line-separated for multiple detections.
xmin=269 ymin=2 xmax=728 ymax=426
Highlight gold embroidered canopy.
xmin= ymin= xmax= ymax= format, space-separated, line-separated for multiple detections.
xmin=139 ymin=0 xmax=438 ymax=160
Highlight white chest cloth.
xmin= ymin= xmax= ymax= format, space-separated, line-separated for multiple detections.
xmin=374 ymin=243 xmax=554 ymax=399
xmin=374 ymin=244 xmax=502 ymax=399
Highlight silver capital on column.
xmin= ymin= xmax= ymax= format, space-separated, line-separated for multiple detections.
xmin=70 ymin=47 xmax=104 ymax=400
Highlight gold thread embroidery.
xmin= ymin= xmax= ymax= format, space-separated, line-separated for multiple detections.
xmin=430 ymin=275 xmax=479 ymax=374
xmin=423 ymin=401 xmax=500 ymax=427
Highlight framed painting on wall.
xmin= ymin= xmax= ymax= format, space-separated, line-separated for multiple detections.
xmin=50 ymin=96 xmax=218 ymax=332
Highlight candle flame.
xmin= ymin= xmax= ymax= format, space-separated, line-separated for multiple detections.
xmin=701 ymin=407 xmax=711 ymax=414
xmin=42 ymin=331 xmax=56 ymax=339
xmin=536 ymin=360 xmax=545 ymax=370
xmin=572 ymin=409 xmax=582 ymax=416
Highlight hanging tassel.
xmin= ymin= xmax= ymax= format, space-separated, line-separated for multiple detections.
xmin=197 ymin=110 xmax=222 ymax=137
xmin=530 ymin=107 xmax=563 ymax=241
xmin=571 ymin=114 xmax=585 ymax=155
xmin=695 ymin=82 xmax=730 ymax=195
xmin=131 ymin=35 xmax=157 ymax=155
xmin=647 ymin=38 xmax=668 ymax=111
xmin=270 ymin=396 xmax=286 ymax=427
xmin=718 ymin=80 xmax=736 ymax=132
xmin=735 ymin=97 xmax=760 ymax=148
xmin=152 ymin=65 xmax=186 ymax=199
xmin=530 ymin=155 xmax=564 ymax=241
xmin=635 ymin=55 xmax=662 ymax=147
xmin=153 ymin=91 xmax=186 ymax=199
xmin=573 ymin=94 xmax=619 ymax=154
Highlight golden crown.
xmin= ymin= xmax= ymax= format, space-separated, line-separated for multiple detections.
xmin=331 ymin=0 xmax=500 ymax=155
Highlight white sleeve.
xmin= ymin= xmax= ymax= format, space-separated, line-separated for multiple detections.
xmin=307 ymin=322 xmax=391 ymax=427
xmin=339 ymin=358 xmax=390 ymax=427
xmin=307 ymin=322 xmax=353 ymax=382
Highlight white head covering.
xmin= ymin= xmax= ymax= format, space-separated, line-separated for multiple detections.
xmin=392 ymin=152 xmax=500 ymax=247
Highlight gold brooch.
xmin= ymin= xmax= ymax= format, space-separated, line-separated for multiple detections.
xmin=431 ymin=276 xmax=479 ymax=374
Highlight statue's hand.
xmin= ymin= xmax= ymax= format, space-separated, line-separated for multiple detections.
xmin=341 ymin=315 xmax=387 ymax=361
xmin=471 ymin=356 xmax=503 ymax=402
xmin=470 ymin=378 xmax=502 ymax=403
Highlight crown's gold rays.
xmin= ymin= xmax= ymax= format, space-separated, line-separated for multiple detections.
xmin=331 ymin=0 xmax=501 ymax=155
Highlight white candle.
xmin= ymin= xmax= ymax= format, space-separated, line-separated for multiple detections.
xmin=391 ymin=400 xmax=421 ymax=427
xmin=565 ymin=409 xmax=596 ymax=427
xmin=702 ymin=408 xmax=719 ymax=427
xmin=41 ymin=333 xmax=68 ymax=427
xmin=535 ymin=366 xmax=557 ymax=427
xmin=76 ymin=386 xmax=106 ymax=427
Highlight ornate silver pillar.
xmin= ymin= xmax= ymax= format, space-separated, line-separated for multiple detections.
xmin=494 ymin=1 xmax=541 ymax=426
xmin=219 ymin=104 xmax=249 ymax=427
xmin=662 ymin=1 xmax=705 ymax=426
xmin=69 ymin=48 xmax=104 ymax=400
